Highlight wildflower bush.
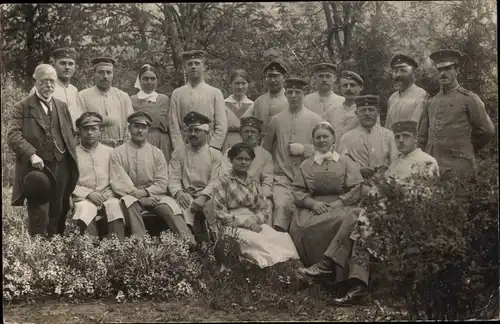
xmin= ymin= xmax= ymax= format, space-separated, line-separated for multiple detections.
xmin=2 ymin=189 xmax=204 ymax=304
xmin=362 ymin=155 xmax=499 ymax=320
xmin=1 ymin=74 xmax=27 ymax=187
xmin=3 ymin=188 xmax=335 ymax=319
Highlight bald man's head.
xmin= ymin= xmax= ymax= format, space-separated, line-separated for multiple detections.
xmin=33 ymin=64 xmax=57 ymax=99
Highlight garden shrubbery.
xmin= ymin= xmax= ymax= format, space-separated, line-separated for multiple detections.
xmin=363 ymin=155 xmax=499 ymax=320
xmin=2 ymin=186 xmax=313 ymax=308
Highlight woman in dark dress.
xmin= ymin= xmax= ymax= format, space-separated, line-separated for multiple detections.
xmin=130 ymin=64 xmax=172 ymax=162
xmin=291 ymin=121 xmax=370 ymax=306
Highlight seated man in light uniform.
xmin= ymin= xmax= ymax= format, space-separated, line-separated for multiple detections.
xmin=168 ymin=111 xmax=223 ymax=237
xmin=386 ymin=120 xmax=439 ymax=180
xmin=304 ymin=62 xmax=345 ymax=116
xmin=110 ymin=111 xmax=196 ymax=247
xmin=72 ymin=112 xmax=125 ymax=241
xmin=220 ymin=116 xmax=274 ymax=225
xmin=262 ymin=77 xmax=322 ymax=232
xmin=337 ymin=95 xmax=398 ymax=189
xmin=368 ymin=120 xmax=439 ymax=198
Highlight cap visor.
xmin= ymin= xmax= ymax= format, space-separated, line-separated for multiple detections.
xmin=435 ymin=62 xmax=455 ymax=68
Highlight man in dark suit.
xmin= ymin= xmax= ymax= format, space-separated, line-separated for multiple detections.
xmin=7 ymin=64 xmax=79 ymax=237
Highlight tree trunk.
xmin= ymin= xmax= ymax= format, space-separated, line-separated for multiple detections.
xmin=164 ymin=4 xmax=185 ymax=87
xmin=323 ymin=1 xmax=335 ymax=61
xmin=24 ymin=4 xmax=37 ymax=92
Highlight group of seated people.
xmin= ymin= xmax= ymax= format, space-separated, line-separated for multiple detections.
xmin=9 ymin=46 xmax=493 ymax=307
xmin=72 ymin=100 xmax=439 ymax=305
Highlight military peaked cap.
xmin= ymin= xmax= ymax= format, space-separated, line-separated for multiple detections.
xmin=52 ymin=47 xmax=77 ymax=61
xmin=391 ymin=120 xmax=418 ymax=135
xmin=355 ymin=95 xmax=379 ymax=108
xmin=127 ymin=111 xmax=152 ymax=126
xmin=263 ymin=60 xmax=288 ymax=75
xmin=183 ymin=111 xmax=211 ymax=127
xmin=390 ymin=53 xmax=418 ymax=69
xmin=340 ymin=70 xmax=364 ymax=86
xmin=429 ymin=49 xmax=462 ymax=68
xmin=312 ymin=63 xmax=337 ymax=74
xmin=75 ymin=112 xmax=103 ymax=128
xmin=285 ymin=77 xmax=308 ymax=91
xmin=91 ymin=57 xmax=116 ymax=67
xmin=240 ymin=117 xmax=263 ymax=132
xmin=181 ymin=50 xmax=206 ymax=61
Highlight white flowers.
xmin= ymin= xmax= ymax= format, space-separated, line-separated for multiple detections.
xmin=278 ymin=275 xmax=291 ymax=285
xmin=116 ymin=290 xmax=125 ymax=303
xmin=175 ymin=279 xmax=193 ymax=296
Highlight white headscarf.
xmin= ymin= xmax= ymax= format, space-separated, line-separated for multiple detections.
xmin=313 ymin=121 xmax=340 ymax=165
xmin=135 ymin=64 xmax=158 ymax=103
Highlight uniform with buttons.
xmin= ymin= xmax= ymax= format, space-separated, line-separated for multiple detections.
xmin=418 ymin=49 xmax=495 ymax=178
xmin=261 ymin=77 xmax=322 ymax=231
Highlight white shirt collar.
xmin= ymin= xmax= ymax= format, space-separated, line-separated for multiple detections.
xmin=35 ymin=88 xmax=52 ymax=103
xmin=398 ymin=147 xmax=421 ymax=159
xmin=314 ymin=149 xmax=340 ymax=165
xmin=136 ymin=90 xmax=158 ymax=103
xmin=225 ymin=94 xmax=253 ymax=104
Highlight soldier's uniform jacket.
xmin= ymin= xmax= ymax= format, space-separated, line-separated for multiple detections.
xmin=418 ymin=84 xmax=495 ymax=176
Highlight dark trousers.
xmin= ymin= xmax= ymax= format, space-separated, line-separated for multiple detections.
xmin=27 ymin=154 xmax=71 ymax=237
xmin=323 ymin=209 xmax=370 ymax=285
xmin=126 ymin=201 xmax=196 ymax=246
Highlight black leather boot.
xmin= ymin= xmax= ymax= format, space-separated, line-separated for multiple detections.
xmin=332 ymin=279 xmax=367 ymax=306
xmin=297 ymin=256 xmax=335 ymax=280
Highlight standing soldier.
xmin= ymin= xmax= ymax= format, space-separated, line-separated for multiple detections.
xmin=262 ymin=77 xmax=322 ymax=232
xmin=8 ymin=64 xmax=79 ymax=237
xmin=242 ymin=60 xmax=289 ymax=132
xmin=385 ymin=53 xmax=427 ymax=130
xmin=168 ymin=50 xmax=228 ymax=152
xmin=30 ymin=47 xmax=85 ymax=129
xmin=322 ymin=71 xmax=366 ymax=141
xmin=304 ymin=63 xmax=345 ymax=116
xmin=418 ymin=49 xmax=495 ymax=179
xmin=79 ymin=57 xmax=135 ymax=148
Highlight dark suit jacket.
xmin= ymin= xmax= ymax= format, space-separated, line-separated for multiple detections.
xmin=7 ymin=93 xmax=79 ymax=206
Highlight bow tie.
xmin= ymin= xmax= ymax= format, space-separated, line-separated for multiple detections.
xmin=313 ymin=150 xmax=339 ymax=165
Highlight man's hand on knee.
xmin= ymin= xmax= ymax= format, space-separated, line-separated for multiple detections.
xmin=190 ymin=195 xmax=208 ymax=213
xmin=139 ymin=196 xmax=160 ymax=208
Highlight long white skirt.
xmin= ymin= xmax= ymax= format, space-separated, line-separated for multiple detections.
xmin=227 ymin=224 xmax=300 ymax=268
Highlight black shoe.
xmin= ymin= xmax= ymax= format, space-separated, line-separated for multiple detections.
xmin=297 ymin=257 xmax=335 ymax=281
xmin=273 ymin=225 xmax=287 ymax=232
xmin=332 ymin=283 xmax=367 ymax=306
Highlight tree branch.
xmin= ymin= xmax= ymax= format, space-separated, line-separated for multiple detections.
xmin=323 ymin=1 xmax=335 ymax=60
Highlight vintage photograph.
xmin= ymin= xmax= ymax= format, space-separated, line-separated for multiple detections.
xmin=2 ymin=1 xmax=498 ymax=322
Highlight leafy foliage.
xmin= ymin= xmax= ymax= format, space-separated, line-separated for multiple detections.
xmin=362 ymin=156 xmax=499 ymax=320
